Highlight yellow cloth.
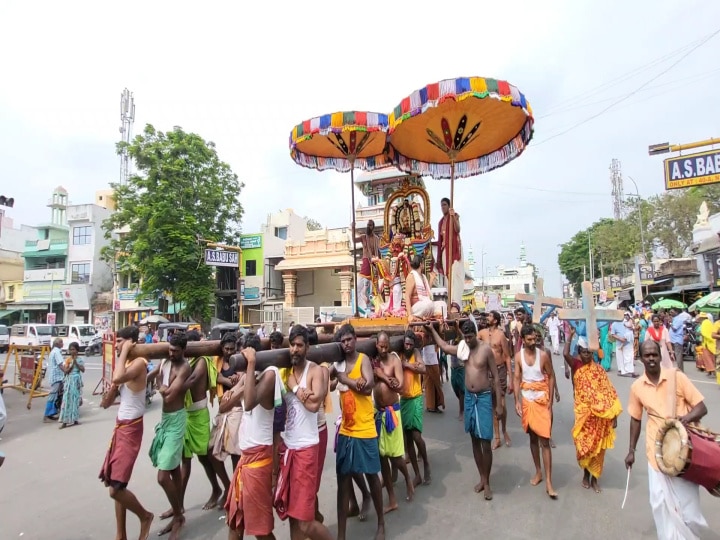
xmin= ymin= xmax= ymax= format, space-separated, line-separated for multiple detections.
xmin=572 ymin=362 xmax=623 ymax=479
xmin=339 ymin=353 xmax=376 ymax=439
xmin=400 ymin=352 xmax=422 ymax=399
xmin=701 ymin=319 xmax=716 ymax=354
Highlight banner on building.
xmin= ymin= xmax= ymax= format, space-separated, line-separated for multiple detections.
xmin=240 ymin=235 xmax=262 ymax=250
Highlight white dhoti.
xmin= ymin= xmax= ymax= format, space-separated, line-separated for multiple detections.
xmin=358 ymin=275 xmax=371 ymax=317
xmin=616 ymin=343 xmax=635 ymax=374
xmin=411 ymin=298 xmax=445 ymax=319
xmin=648 ymin=464 xmax=707 ymax=540
xmin=449 ymin=259 xmax=464 ymax=308
xmin=550 ymin=331 xmax=559 ymax=353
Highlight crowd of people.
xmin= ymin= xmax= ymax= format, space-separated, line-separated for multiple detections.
xmin=89 ymin=300 xmax=712 ymax=540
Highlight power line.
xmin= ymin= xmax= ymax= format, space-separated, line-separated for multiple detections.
xmin=534 ymin=27 xmax=720 ymax=146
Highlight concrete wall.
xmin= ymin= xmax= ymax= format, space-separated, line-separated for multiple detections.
xmin=294 ymin=269 xmax=341 ymax=308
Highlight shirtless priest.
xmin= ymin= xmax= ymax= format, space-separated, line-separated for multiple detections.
xmin=427 ymin=321 xmax=503 ymax=499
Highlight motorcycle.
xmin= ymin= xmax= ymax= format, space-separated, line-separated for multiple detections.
xmin=683 ymin=320 xmax=697 ymax=361
xmin=145 ymin=361 xmax=156 ymax=406
xmin=85 ymin=336 xmax=102 ymax=357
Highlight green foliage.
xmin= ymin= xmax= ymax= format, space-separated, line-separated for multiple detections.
xmin=306 ymin=218 xmax=323 ymax=231
xmin=558 ymin=184 xmax=720 ymax=293
xmin=103 ymin=124 xmax=244 ymax=324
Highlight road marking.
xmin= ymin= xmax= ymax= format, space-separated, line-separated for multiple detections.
xmin=686 ymin=376 xmax=718 ymax=386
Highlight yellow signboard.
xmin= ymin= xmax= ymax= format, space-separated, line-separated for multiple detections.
xmin=664 ymin=148 xmax=720 ymax=190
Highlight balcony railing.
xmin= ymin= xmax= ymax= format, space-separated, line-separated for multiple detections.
xmin=23 ymin=268 xmax=66 ymax=282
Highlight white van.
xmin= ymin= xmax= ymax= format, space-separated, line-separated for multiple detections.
xmin=9 ymin=324 xmax=53 ymax=347
xmin=53 ymin=324 xmax=99 ymax=353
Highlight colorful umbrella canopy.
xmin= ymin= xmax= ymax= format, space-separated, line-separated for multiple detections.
xmin=289 ymin=111 xmax=391 ymax=317
xmin=688 ymin=291 xmax=720 ymax=312
xmin=388 ymin=76 xmax=534 ymax=181
xmin=290 ymin=111 xmax=390 ymax=172
xmin=651 ymin=298 xmax=687 ymax=310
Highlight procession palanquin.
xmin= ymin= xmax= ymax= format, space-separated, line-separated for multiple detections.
xmin=344 ymin=176 xmax=437 ymax=335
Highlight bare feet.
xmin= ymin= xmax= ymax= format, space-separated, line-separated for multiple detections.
xmin=484 ymin=485 xmax=494 ymax=500
xmin=504 ymin=432 xmax=512 ymax=447
xmin=374 ymin=524 xmax=386 ymax=540
xmin=217 ymin=490 xmax=229 ymax=509
xmin=139 ymin=512 xmax=154 ymax=540
xmin=412 ymin=475 xmax=422 ymax=488
xmin=546 ymin=488 xmax=559 ymax=500
xmin=202 ymin=490 xmax=222 ymax=510
xmin=423 ymin=464 xmax=432 ymax=486
xmin=491 ymin=438 xmax=501 ymax=450
xmin=474 ymin=481 xmax=485 ymax=493
xmin=358 ymin=496 xmax=371 ymax=522
xmin=159 ymin=509 xmax=174 ymax=521
xmin=167 ymin=515 xmax=185 ymax=540
xmin=383 ymin=502 xmax=398 ymax=514
xmin=347 ymin=500 xmax=360 ymax=518
xmin=406 ymin=481 xmax=415 ymax=502
xmin=582 ymin=471 xmax=590 ymax=489
xmin=590 ymin=477 xmax=601 ymax=493
xmin=530 ymin=472 xmax=543 ymax=486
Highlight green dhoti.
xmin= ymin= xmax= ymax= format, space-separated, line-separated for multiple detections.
xmin=149 ymin=409 xmax=187 ymax=471
xmin=400 ymin=395 xmax=423 ymax=433
xmin=183 ymin=406 xmax=211 ymax=458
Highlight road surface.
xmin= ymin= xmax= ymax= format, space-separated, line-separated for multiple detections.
xmin=0 ymin=352 xmax=719 ymax=539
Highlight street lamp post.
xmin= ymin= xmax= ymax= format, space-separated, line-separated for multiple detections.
xmin=626 ymin=176 xmax=647 ymax=263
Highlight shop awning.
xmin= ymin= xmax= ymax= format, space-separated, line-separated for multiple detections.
xmin=0 ymin=309 xmax=18 ymax=320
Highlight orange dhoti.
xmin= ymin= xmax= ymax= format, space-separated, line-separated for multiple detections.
xmin=225 ymin=444 xmax=274 ymax=536
xmin=521 ymin=380 xmax=551 ymax=439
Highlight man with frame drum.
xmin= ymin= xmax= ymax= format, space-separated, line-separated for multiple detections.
xmin=625 ymin=340 xmax=709 ymax=539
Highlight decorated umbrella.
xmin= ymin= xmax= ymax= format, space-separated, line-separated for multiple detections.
xmin=651 ymin=298 xmax=687 ymax=310
xmin=387 ymin=76 xmax=534 ymax=304
xmin=290 ymin=112 xmax=390 ymax=316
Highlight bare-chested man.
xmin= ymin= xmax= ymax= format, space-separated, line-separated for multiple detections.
xmin=514 ymin=324 xmax=558 ymax=499
xmin=148 ymin=333 xmax=191 ymax=538
xmin=354 ymin=219 xmax=380 ymax=316
xmin=372 ymin=331 xmax=414 ymax=513
xmin=428 ymin=320 xmax=503 ymax=500
xmin=479 ymin=311 xmax=514 ymax=449
xmin=100 ymin=326 xmax=154 ymax=540
xmin=157 ymin=330 xmax=223 ymax=522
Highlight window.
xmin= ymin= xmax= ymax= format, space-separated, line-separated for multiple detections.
xmin=73 ymin=226 xmax=92 ymax=245
xmin=8 ymin=285 xmax=14 ymax=300
xmin=274 ymin=226 xmax=287 ymax=240
xmin=71 ymin=263 xmax=91 ymax=284
xmin=245 ymin=259 xmax=257 ymax=277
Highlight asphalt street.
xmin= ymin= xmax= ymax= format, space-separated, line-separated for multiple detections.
xmin=1 ymin=351 xmax=719 ymax=540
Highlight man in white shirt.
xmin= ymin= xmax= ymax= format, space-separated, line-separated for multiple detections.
xmin=546 ymin=312 xmax=562 ymax=355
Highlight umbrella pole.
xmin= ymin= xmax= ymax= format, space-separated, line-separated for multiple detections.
xmin=447 ymin=160 xmax=455 ymax=309
xmin=350 ymin=162 xmax=360 ymax=317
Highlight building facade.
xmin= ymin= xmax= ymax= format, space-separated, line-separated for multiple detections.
xmin=0 ymin=213 xmax=35 ymax=324
xmin=478 ymin=244 xmax=538 ymax=307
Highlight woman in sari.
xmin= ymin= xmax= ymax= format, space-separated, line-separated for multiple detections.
xmin=58 ymin=342 xmax=85 ymax=428
xmin=572 ymin=337 xmax=622 ymax=493
xmin=644 ymin=314 xmax=675 ymax=369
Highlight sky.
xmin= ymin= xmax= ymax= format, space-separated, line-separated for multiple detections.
xmin=1 ymin=0 xmax=718 ymax=296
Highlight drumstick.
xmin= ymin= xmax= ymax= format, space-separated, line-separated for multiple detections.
xmin=621 ymin=467 xmax=631 ymax=509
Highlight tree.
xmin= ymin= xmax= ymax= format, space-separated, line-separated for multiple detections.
xmin=306 ymin=218 xmax=323 ymax=231
xmin=103 ymin=124 xmax=244 ymax=324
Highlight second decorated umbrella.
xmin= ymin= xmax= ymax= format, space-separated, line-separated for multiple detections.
xmin=388 ymin=76 xmax=534 ymax=305
xmin=290 ymin=112 xmax=390 ymax=316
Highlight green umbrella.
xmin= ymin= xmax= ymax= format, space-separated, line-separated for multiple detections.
xmin=688 ymin=291 xmax=720 ymax=312
xmin=651 ymin=298 xmax=687 ymax=310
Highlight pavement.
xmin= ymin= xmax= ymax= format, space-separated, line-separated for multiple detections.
xmin=1 ymin=351 xmax=719 ymax=540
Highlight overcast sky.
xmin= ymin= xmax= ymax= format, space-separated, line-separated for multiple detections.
xmin=1 ymin=0 xmax=718 ymax=295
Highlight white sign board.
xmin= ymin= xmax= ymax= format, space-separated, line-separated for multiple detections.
xmin=486 ymin=293 xmax=502 ymax=312
xmin=204 ymin=249 xmax=238 ymax=268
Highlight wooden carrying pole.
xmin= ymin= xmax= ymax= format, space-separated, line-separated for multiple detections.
xmin=129 ymin=335 xmax=408 ymax=369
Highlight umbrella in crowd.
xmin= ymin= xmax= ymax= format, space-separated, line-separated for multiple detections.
xmin=688 ymin=291 xmax=720 ymax=312
xmin=651 ymin=298 xmax=687 ymax=310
